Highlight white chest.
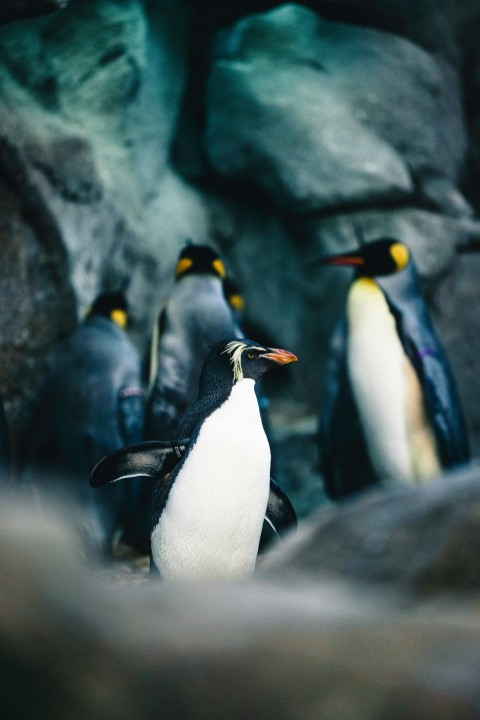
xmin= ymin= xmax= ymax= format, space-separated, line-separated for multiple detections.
xmin=151 ymin=379 xmax=271 ymax=580
xmin=346 ymin=278 xmax=439 ymax=483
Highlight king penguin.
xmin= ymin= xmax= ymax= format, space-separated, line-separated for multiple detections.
xmin=316 ymin=237 xmax=470 ymax=499
xmin=146 ymin=243 xmax=243 ymax=441
xmin=91 ymin=338 xmax=298 ymax=580
xmin=29 ymin=288 xmax=145 ymax=556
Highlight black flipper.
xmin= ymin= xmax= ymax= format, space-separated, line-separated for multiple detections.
xmin=90 ymin=440 xmax=188 ymax=488
xmin=265 ymin=478 xmax=297 ymax=537
xmin=378 ymin=263 xmax=471 ymax=468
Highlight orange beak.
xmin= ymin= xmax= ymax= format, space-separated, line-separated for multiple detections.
xmin=260 ymin=347 xmax=298 ymax=365
xmin=313 ymin=253 xmax=364 ymax=267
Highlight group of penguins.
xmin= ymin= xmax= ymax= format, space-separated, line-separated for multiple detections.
xmin=2 ymin=237 xmax=472 ymax=581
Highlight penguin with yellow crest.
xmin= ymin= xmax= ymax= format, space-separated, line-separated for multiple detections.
xmin=315 ymin=237 xmax=470 ymax=499
xmin=92 ymin=338 xmax=298 ymax=580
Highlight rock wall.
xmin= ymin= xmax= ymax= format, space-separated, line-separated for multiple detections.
xmin=1 ymin=0 xmax=480 ymax=463
xmin=0 ymin=0 xmax=207 ymax=453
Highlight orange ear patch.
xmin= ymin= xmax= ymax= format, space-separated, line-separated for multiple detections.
xmin=212 ymin=259 xmax=226 ymax=279
xmin=228 ymin=294 xmax=245 ymax=312
xmin=110 ymin=309 xmax=128 ymax=329
xmin=389 ymin=243 xmax=409 ymax=270
xmin=175 ymin=257 xmax=193 ymax=277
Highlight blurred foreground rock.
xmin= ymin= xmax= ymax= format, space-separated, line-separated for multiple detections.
xmin=2 ymin=487 xmax=480 ymax=719
xmin=261 ymin=462 xmax=480 ymax=596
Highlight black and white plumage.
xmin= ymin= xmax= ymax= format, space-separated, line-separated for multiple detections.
xmin=91 ymin=338 xmax=298 ymax=580
xmin=30 ymin=289 xmax=145 ymax=555
xmin=146 ymin=244 xmax=242 ymax=441
xmin=316 ymin=238 xmax=470 ymax=499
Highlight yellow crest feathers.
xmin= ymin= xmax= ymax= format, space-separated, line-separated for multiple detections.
xmin=222 ymin=340 xmax=265 ymax=383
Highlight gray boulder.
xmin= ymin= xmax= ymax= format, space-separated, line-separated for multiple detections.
xmin=261 ymin=462 xmax=480 ymax=595
xmin=312 ymin=0 xmax=480 ymax=65
xmin=193 ymin=1 xmax=480 ymax=66
xmin=2 ymin=492 xmax=480 ymax=718
xmin=205 ymin=4 xmax=470 ymax=217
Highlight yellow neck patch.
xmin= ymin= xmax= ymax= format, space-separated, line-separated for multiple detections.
xmin=110 ymin=309 xmax=128 ymax=329
xmin=389 ymin=242 xmax=410 ymax=271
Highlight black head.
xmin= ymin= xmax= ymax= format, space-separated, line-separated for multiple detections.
xmin=220 ymin=338 xmax=297 ymax=384
xmin=174 ymin=243 xmax=226 ymax=281
xmin=197 ymin=339 xmax=297 ymax=400
xmin=180 ymin=339 xmax=297 ymax=439
xmin=87 ymin=290 xmax=128 ymax=329
xmin=313 ymin=238 xmax=411 ymax=278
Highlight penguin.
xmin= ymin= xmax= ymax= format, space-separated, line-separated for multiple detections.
xmin=315 ymin=237 xmax=470 ymax=499
xmin=29 ymin=288 xmax=145 ymax=556
xmin=146 ymin=243 xmax=243 ymax=441
xmin=91 ymin=338 xmax=298 ymax=580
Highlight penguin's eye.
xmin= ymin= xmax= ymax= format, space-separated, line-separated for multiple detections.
xmin=247 ymin=352 xmax=256 ymax=359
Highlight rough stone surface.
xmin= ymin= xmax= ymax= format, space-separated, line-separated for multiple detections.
xmin=261 ymin=462 xmax=480 ymax=595
xmin=191 ymin=0 xmax=480 ymax=67
xmin=0 ymin=173 xmax=75 ymax=459
xmin=315 ymin=0 xmax=480 ymax=66
xmin=205 ymin=4 xmax=469 ymax=216
xmin=0 ymin=0 xmax=205 ymax=459
xmin=2 ymin=493 xmax=480 ymax=719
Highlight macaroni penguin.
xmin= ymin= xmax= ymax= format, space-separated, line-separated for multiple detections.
xmin=91 ymin=338 xmax=298 ymax=580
